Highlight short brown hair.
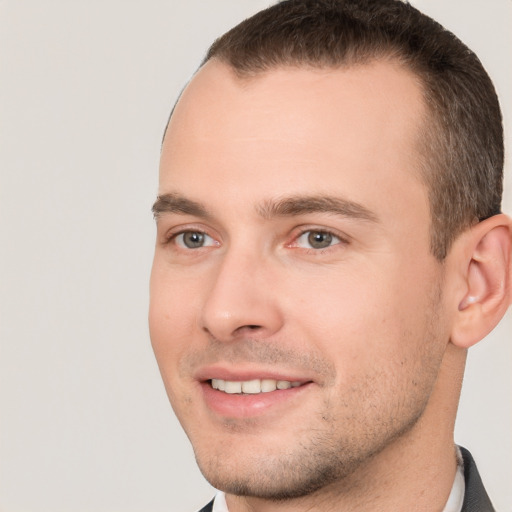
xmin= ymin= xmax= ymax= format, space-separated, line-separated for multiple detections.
xmin=202 ymin=0 xmax=503 ymax=259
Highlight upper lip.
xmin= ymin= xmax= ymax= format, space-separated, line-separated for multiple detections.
xmin=194 ymin=365 xmax=314 ymax=384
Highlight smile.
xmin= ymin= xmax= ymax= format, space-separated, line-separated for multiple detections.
xmin=211 ymin=378 xmax=304 ymax=394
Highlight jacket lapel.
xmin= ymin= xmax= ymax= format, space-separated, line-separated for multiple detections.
xmin=460 ymin=447 xmax=495 ymax=512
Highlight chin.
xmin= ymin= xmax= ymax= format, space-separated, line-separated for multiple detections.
xmin=193 ymin=434 xmax=374 ymax=500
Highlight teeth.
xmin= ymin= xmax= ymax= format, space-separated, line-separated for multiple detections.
xmin=211 ymin=378 xmax=303 ymax=394
xmin=241 ymin=379 xmax=261 ymax=394
xmin=224 ymin=381 xmax=242 ymax=394
xmin=261 ymin=379 xmax=277 ymax=392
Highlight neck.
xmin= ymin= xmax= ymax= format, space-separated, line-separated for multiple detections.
xmin=226 ymin=345 xmax=466 ymax=512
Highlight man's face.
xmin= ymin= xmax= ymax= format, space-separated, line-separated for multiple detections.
xmin=150 ymin=61 xmax=451 ymax=498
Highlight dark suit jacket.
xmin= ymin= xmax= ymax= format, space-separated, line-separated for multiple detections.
xmin=459 ymin=447 xmax=495 ymax=512
xmin=197 ymin=447 xmax=494 ymax=512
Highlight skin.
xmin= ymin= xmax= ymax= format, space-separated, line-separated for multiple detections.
xmin=150 ymin=60 xmax=470 ymax=511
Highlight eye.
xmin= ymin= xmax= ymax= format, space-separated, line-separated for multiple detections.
xmin=174 ymin=231 xmax=216 ymax=249
xmin=295 ymin=230 xmax=341 ymax=250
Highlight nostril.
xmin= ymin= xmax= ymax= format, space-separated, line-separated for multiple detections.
xmin=235 ymin=324 xmax=262 ymax=335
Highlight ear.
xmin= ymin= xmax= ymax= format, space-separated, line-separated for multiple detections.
xmin=450 ymin=214 xmax=512 ymax=349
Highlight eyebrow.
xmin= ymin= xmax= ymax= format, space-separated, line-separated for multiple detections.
xmin=152 ymin=192 xmax=379 ymax=223
xmin=152 ymin=193 xmax=211 ymax=219
xmin=257 ymin=195 xmax=379 ymax=223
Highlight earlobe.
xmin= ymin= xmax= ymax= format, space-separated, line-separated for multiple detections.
xmin=451 ymin=214 xmax=512 ymax=349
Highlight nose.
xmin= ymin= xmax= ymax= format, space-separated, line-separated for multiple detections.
xmin=199 ymin=250 xmax=284 ymax=342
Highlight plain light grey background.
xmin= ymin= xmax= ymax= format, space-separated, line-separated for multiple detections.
xmin=0 ymin=1 xmax=510 ymax=511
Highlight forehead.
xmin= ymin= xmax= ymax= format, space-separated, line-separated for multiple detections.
xmin=159 ymin=60 xmax=428 ymax=230
xmin=165 ymin=58 xmax=424 ymax=134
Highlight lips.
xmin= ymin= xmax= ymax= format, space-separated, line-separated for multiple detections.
xmin=197 ymin=368 xmax=314 ymax=418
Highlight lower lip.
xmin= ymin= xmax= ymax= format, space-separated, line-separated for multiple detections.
xmin=200 ymin=381 xmax=312 ymax=419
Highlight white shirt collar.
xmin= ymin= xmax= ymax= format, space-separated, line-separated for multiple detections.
xmin=212 ymin=490 xmax=229 ymax=512
xmin=443 ymin=448 xmax=466 ymax=512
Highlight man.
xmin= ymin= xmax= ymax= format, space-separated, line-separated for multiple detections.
xmin=149 ymin=1 xmax=511 ymax=510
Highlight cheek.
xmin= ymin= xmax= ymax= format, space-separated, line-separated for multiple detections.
xmin=284 ymin=262 xmax=444 ymax=378
xmin=285 ymin=267 xmax=391 ymax=344
xmin=149 ymin=283 xmax=200 ymax=427
xmin=290 ymin=270 xmax=446 ymax=433
xmin=149 ymin=262 xmax=203 ymax=385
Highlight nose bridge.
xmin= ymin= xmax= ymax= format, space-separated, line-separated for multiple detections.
xmin=200 ymin=243 xmax=282 ymax=341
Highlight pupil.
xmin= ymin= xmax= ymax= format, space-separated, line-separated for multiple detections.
xmin=308 ymin=231 xmax=332 ymax=249
xmin=184 ymin=232 xmax=204 ymax=248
